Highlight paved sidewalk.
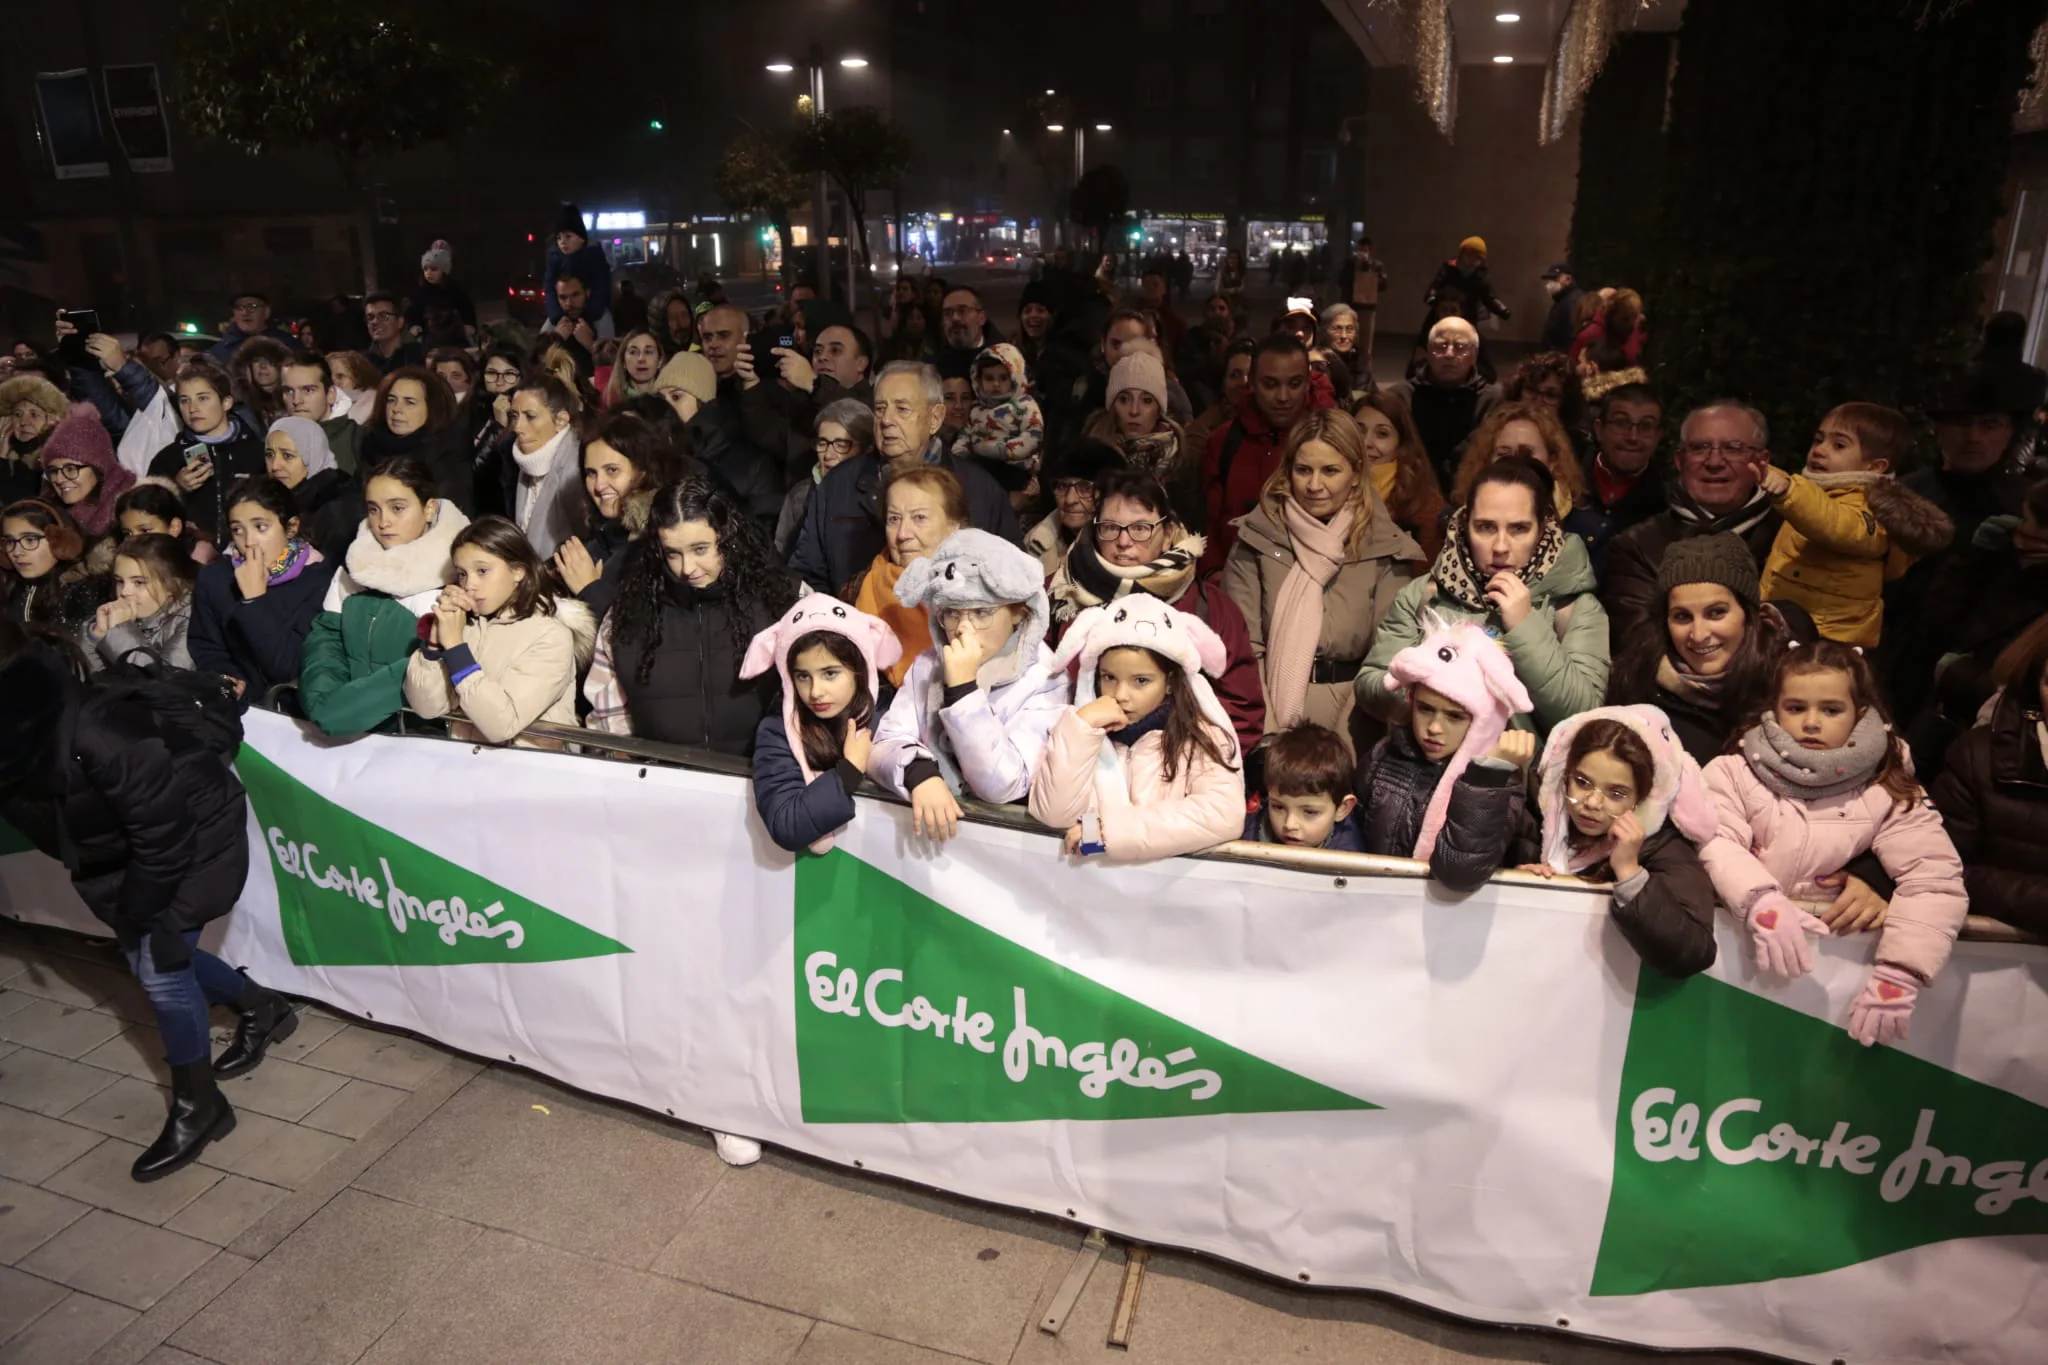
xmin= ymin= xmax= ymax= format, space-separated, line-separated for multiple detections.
xmin=0 ymin=922 xmax=1755 ymax=1365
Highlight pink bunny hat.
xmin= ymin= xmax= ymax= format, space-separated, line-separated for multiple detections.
xmin=1385 ymin=615 xmax=1532 ymax=860
xmin=1535 ymin=703 xmax=1719 ymax=874
xmin=740 ymin=593 xmax=902 ymax=848
xmin=1050 ymin=594 xmax=1240 ymax=762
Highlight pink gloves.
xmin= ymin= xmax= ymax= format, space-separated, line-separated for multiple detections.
xmin=1848 ymin=964 xmax=1921 ymax=1048
xmin=1746 ymin=892 xmax=1830 ymax=978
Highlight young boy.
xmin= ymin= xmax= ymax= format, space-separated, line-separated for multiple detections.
xmin=952 ymin=343 xmax=1044 ymax=473
xmin=1756 ymin=402 xmax=1953 ymax=647
xmin=1243 ymin=722 xmax=1365 ymax=851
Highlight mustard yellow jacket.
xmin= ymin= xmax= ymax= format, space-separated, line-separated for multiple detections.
xmin=1759 ymin=471 xmax=1952 ymax=647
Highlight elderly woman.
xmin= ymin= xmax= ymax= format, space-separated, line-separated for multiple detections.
xmin=1023 ymin=441 xmax=1125 ymax=578
xmin=1356 ymin=455 xmax=1609 ymax=735
xmin=1319 ymin=303 xmax=1364 ymax=389
xmin=1080 ymin=345 xmax=1200 ymax=529
xmin=778 ymin=398 xmax=874 ymax=560
xmin=1 ymin=374 xmax=69 ymax=504
xmin=847 ymin=466 xmax=968 ymax=690
xmin=1225 ymin=409 xmax=1418 ymax=742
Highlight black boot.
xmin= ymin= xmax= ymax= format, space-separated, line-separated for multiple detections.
xmin=132 ymin=1060 xmax=236 ymax=1182
xmin=212 ymin=984 xmax=298 ymax=1080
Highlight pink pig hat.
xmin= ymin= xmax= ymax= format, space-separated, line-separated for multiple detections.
xmin=1385 ymin=614 xmax=1532 ymax=860
xmin=1050 ymin=593 xmax=1239 ymax=762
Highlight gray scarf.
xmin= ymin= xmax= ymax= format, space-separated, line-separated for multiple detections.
xmin=1737 ymin=708 xmax=1891 ymax=802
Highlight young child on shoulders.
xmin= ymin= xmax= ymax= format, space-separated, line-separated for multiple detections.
xmin=1243 ymin=722 xmax=1365 ymax=852
xmin=870 ymin=530 xmax=1071 ymax=843
xmin=951 ymin=343 xmax=1044 ymax=473
xmin=1699 ymin=641 xmax=1968 ymax=1046
xmin=1756 ymin=402 xmax=1953 ymax=647
xmin=1367 ymin=616 xmax=1535 ymax=889
xmin=1518 ymin=705 xmax=1721 ymax=977
xmin=741 ymin=595 xmax=902 ymax=854
xmin=1029 ymin=593 xmax=1245 ymax=862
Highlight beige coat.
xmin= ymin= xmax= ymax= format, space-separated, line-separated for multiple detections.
xmin=404 ymin=599 xmax=597 ymax=746
xmin=1223 ymin=496 xmax=1419 ymax=739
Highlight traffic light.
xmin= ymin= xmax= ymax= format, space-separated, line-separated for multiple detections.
xmin=649 ymin=119 xmax=664 ymax=131
xmin=759 ymin=225 xmax=774 ymax=245
xmin=1128 ymin=223 xmax=1143 ymax=245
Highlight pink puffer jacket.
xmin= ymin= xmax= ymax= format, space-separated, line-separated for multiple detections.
xmin=1029 ymin=710 xmax=1245 ymax=863
xmin=1699 ymin=753 xmax=1967 ymax=982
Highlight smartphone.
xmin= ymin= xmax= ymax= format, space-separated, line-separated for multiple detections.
xmin=183 ymin=444 xmax=211 ymax=467
xmin=57 ymin=309 xmax=99 ymax=365
xmin=777 ymin=334 xmax=795 ymax=350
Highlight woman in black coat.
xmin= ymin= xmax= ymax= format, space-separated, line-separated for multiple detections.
xmin=1930 ymin=618 xmax=2048 ymax=937
xmin=358 ymin=365 xmax=475 ymax=513
xmin=0 ymin=622 xmax=297 ymax=1181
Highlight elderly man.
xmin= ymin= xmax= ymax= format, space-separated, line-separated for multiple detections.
xmin=1384 ymin=316 xmax=1499 ymax=486
xmin=679 ymin=304 xmax=784 ymax=524
xmin=788 ymin=360 xmax=1020 ymax=593
xmin=207 ymin=291 xmax=299 ymax=361
xmin=1601 ymin=400 xmax=1782 ymax=644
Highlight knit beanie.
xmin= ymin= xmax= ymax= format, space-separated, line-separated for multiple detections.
xmin=421 ymin=239 xmax=453 ymax=274
xmin=1459 ymin=236 xmax=1488 ymax=258
xmin=1107 ymin=351 xmax=1168 ymax=411
xmin=553 ymin=203 xmax=588 ymax=239
xmin=654 ymin=351 xmax=717 ymax=403
xmin=1654 ymin=533 xmax=1760 ymax=614
xmin=40 ymin=402 xmax=134 ymax=538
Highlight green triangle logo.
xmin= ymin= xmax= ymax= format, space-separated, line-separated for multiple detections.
xmin=1591 ymin=962 xmax=2048 ymax=1296
xmin=794 ymin=849 xmax=1376 ymax=1124
xmin=236 ymin=745 xmax=631 ymax=967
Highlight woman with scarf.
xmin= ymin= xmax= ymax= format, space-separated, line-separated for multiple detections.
xmin=1356 ymin=455 xmax=1609 ymax=736
xmin=1351 ymin=390 xmax=1446 ymax=568
xmin=1079 ymin=346 xmax=1200 ymax=530
xmin=498 ymin=373 xmax=584 ymax=561
xmin=359 ymin=366 xmax=474 ymax=514
xmin=37 ymin=401 xmax=135 ymax=569
xmin=1225 ymin=409 xmax=1419 ymax=744
xmin=1 ymin=374 xmax=70 ymax=504
xmin=263 ymin=416 xmax=362 ymax=564
xmin=777 ymin=399 xmax=872 ymax=562
xmin=847 ymin=466 xmax=967 ymax=695
xmin=1049 ymin=469 xmax=1266 ymax=754
xmin=189 ymin=478 xmax=337 ymax=707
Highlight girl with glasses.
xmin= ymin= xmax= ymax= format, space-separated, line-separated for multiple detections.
xmin=1 ymin=499 xmax=113 ymax=654
xmin=36 ymin=399 xmax=135 ymax=563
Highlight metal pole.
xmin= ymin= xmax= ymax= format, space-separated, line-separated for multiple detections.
xmin=1073 ymin=129 xmax=1084 ymax=255
xmin=809 ymin=42 xmax=828 ymax=293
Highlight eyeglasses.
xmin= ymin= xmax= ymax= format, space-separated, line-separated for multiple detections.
xmin=365 ymin=310 xmax=399 ymax=323
xmin=1427 ymin=340 xmax=1476 ymax=357
xmin=941 ymin=305 xmax=982 ymax=319
xmin=939 ymin=606 xmax=1002 ymax=629
xmin=1681 ymin=440 xmax=1761 ymax=460
xmin=1603 ymin=416 xmax=1660 ymax=435
xmin=1095 ymin=518 xmax=1162 ymax=542
xmin=45 ymin=463 xmax=91 ymax=482
xmin=1052 ymin=479 xmax=1097 ymax=498
xmin=815 ymin=437 xmax=856 ymax=457
xmin=483 ymin=368 xmax=522 ymax=385
xmin=232 ymin=301 xmax=266 ymax=313
xmin=0 ymin=533 xmax=47 ymax=553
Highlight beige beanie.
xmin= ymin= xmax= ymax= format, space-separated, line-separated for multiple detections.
xmin=1107 ymin=350 xmax=1168 ymax=410
xmin=654 ymin=350 xmax=717 ymax=403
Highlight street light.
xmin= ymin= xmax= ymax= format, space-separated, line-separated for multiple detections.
xmin=767 ymin=45 xmax=870 ymax=304
xmin=1044 ymin=122 xmax=1065 ymax=132
xmin=765 ymin=62 xmax=795 ymax=72
xmin=839 ymin=56 xmax=868 ymax=68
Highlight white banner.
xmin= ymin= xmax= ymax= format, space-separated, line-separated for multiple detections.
xmin=5 ymin=709 xmax=2046 ymax=1365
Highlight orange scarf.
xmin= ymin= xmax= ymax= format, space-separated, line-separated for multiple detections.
xmin=853 ymin=551 xmax=930 ymax=686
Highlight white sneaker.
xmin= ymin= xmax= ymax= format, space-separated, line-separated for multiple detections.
xmin=712 ymin=1131 xmax=761 ymax=1166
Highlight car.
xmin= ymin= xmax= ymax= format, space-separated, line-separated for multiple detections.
xmin=983 ymin=246 xmax=1018 ymax=267
xmin=506 ymin=275 xmax=546 ymax=328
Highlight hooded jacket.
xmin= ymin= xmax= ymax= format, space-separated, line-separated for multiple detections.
xmin=741 ymin=596 xmax=903 ymax=854
xmin=1929 ymin=692 xmax=2048 ymax=935
xmin=1357 ymin=530 xmax=1610 ymax=735
xmin=300 ymin=501 xmax=470 ymax=736
xmin=1532 ymin=705 xmax=1721 ymax=977
xmin=1356 ymin=725 xmax=1522 ymax=888
xmin=403 ymin=597 xmax=596 ymax=746
xmin=953 ymin=344 xmax=1044 ymax=469
xmin=1028 ymin=594 xmax=1245 ymax=862
xmin=1224 ymin=494 xmax=1420 ymax=738
xmin=1758 ymin=471 xmax=1953 ymax=647
xmin=1701 ymin=735 xmax=1967 ymax=984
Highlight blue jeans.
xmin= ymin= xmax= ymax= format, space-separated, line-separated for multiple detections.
xmin=122 ymin=932 xmax=248 ymax=1068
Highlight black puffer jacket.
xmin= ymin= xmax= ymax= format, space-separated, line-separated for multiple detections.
xmin=0 ymin=647 xmax=248 ymax=968
xmin=1355 ymin=726 xmax=1522 ymax=891
xmin=1931 ymin=695 xmax=2048 ymax=936
xmin=147 ymin=414 xmax=267 ymax=542
xmin=1569 ymin=826 xmax=1717 ymax=978
xmin=4 ymin=564 xmax=113 ymax=645
xmin=608 ymin=573 xmax=792 ymax=757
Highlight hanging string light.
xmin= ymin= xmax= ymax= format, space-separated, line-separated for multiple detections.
xmin=1367 ymin=0 xmax=1458 ymax=140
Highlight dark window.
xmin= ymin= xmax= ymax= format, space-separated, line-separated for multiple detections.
xmin=263 ymin=225 xmax=315 ymax=253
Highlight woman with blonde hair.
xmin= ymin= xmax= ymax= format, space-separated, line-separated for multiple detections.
xmin=1224 ymin=408 xmax=1421 ymax=740
xmin=601 ymin=330 xmax=664 ymax=410
xmin=1351 ymin=390 xmax=1447 ymax=567
xmin=1450 ymin=399 xmax=1588 ymax=521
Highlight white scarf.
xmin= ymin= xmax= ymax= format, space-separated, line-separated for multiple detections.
xmin=515 ymin=423 xmax=570 ymax=480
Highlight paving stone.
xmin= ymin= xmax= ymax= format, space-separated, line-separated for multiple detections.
xmin=0 ymin=1047 xmax=120 ymax=1117
xmin=215 ymin=1058 xmax=346 ymax=1123
xmin=0 ymin=1263 xmax=69 ymax=1343
xmin=651 ymin=1152 xmax=1072 ymax=1363
xmin=0 ymin=1104 xmax=104 ymax=1183
xmin=76 ymin=1027 xmax=171 ymax=1084
xmin=357 ymin=1229 xmax=812 ymax=1365
xmin=297 ymin=1078 xmax=408 ymax=1140
xmin=258 ymin=1011 xmax=346 ymax=1066
xmin=140 ymin=1349 xmax=218 ymax=1365
xmin=60 ymin=1075 xmax=171 ymax=1146
xmin=297 ymin=1025 xmax=450 ymax=1089
xmin=0 ymin=1290 xmax=135 ymax=1364
xmin=0 ymin=999 xmax=126 ymax=1059
xmin=0 ymin=1176 xmax=89 ymax=1265
xmin=42 ymin=1139 xmax=222 ymax=1226
xmin=193 ymin=1109 xmax=351 ymax=1189
xmin=19 ymin=1211 xmax=215 ymax=1311
xmin=0 ymin=943 xmax=36 ymax=988
xmin=0 ymin=992 xmax=35 ymax=1021
xmin=164 ymin=1175 xmax=289 ymax=1247
xmin=170 ymin=1190 xmax=482 ymax=1365
xmin=0 ymin=956 xmax=127 ymax=1010
xmin=355 ymin=1069 xmax=724 ymax=1267
xmin=795 ymin=1321 xmax=982 ymax=1364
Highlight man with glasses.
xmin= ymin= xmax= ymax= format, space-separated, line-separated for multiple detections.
xmin=1602 ymin=400 xmax=1782 ymax=643
xmin=788 ymin=360 xmax=1020 ymax=594
xmin=939 ymin=287 xmax=1003 ymax=363
xmin=1022 ymin=441 xmax=1125 ymax=576
xmin=1384 ymin=316 xmax=1499 ymax=487
xmin=206 ymin=291 xmax=298 ymax=361
xmin=362 ymin=292 xmax=424 ymax=375
xmin=1573 ymin=382 xmax=1666 ymax=575
xmin=279 ymin=357 xmax=362 ymax=474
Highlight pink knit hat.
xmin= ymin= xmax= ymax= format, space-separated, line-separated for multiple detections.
xmin=740 ymin=593 xmax=902 ymax=852
xmin=1049 ymin=593 xmax=1239 ymax=761
xmin=40 ymin=402 xmax=134 ymax=538
xmin=1385 ymin=615 xmax=1531 ymax=860
xmin=1535 ymin=704 xmax=1718 ymax=874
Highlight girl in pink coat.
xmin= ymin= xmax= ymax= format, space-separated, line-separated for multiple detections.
xmin=1699 ymin=640 xmax=1967 ymax=1047
xmin=1029 ymin=593 xmax=1247 ymax=862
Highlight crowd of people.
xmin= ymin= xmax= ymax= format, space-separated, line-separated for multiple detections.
xmin=1 ymin=212 xmax=2042 ymax=1187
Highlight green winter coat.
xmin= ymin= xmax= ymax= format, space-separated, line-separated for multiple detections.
xmin=1354 ymin=531 xmax=1610 ymax=734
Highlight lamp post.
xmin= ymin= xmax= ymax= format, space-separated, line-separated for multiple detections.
xmin=768 ymin=48 xmax=870 ymax=303
xmin=1045 ymin=121 xmax=1111 ymax=252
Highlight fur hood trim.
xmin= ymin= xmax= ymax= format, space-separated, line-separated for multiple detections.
xmin=553 ymin=596 xmax=599 ymax=670
xmin=1864 ymin=476 xmax=1956 ymax=559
